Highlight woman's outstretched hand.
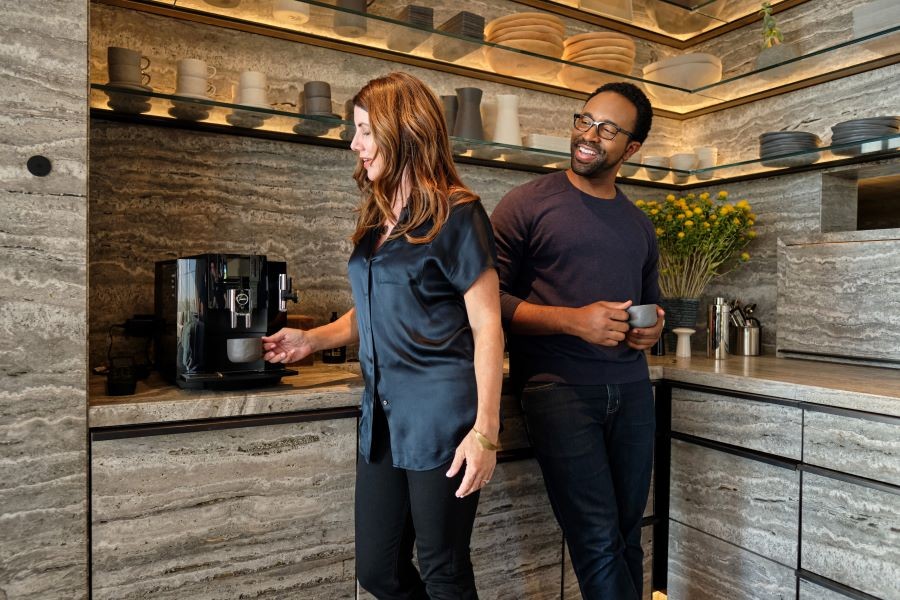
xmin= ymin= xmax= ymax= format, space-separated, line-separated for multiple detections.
xmin=261 ymin=328 xmax=315 ymax=364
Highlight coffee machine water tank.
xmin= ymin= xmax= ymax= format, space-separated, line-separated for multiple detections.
xmin=154 ymin=253 xmax=299 ymax=389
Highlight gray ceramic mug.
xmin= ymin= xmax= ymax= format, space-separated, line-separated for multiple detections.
xmin=627 ymin=304 xmax=659 ymax=328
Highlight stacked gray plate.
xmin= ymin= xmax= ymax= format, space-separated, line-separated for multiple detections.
xmin=759 ymin=131 xmax=821 ymax=167
xmin=831 ymin=116 xmax=900 ymax=156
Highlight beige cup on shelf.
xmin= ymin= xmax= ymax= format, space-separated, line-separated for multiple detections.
xmin=177 ymin=58 xmax=216 ymax=79
xmin=238 ymin=70 xmax=267 ymax=90
xmin=176 ymin=75 xmax=215 ymax=97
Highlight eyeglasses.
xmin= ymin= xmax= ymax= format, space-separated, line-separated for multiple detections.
xmin=573 ymin=114 xmax=633 ymax=141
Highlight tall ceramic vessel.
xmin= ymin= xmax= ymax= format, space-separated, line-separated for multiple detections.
xmin=492 ymin=94 xmax=521 ymax=145
xmin=453 ymin=87 xmax=484 ymax=140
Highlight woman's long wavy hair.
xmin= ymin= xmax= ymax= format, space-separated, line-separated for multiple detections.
xmin=350 ymin=72 xmax=478 ymax=245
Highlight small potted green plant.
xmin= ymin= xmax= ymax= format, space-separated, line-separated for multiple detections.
xmin=755 ymin=1 xmax=799 ymax=71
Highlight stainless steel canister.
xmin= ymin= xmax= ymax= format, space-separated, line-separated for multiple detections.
xmin=732 ymin=324 xmax=761 ymax=356
xmin=706 ymin=297 xmax=730 ymax=359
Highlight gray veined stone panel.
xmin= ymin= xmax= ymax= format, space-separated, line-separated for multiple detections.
xmin=470 ymin=459 xmax=564 ymax=600
xmin=801 ymin=472 xmax=900 ymax=600
xmin=563 ymin=526 xmax=653 ymax=600
xmin=671 ymin=387 xmax=803 ymax=459
xmin=799 ymin=579 xmax=857 ymax=600
xmin=0 ymin=3 xmax=88 ymax=197
xmin=91 ymin=418 xmax=357 ymax=599
xmin=804 ymin=409 xmax=900 ymax=487
xmin=669 ymin=439 xmax=799 ymax=567
xmin=778 ymin=233 xmax=900 ymax=365
xmin=667 ymin=520 xmax=796 ymax=600
xmin=0 ymin=0 xmax=89 ymax=598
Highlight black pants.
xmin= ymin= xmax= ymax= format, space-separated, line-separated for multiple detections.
xmin=355 ymin=404 xmax=480 ymax=600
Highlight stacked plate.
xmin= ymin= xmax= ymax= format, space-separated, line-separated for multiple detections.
xmin=558 ymin=31 xmax=635 ymax=92
xmin=386 ymin=5 xmax=433 ymax=52
xmin=758 ymin=131 xmax=821 ymax=167
xmin=831 ymin=116 xmax=900 ymax=156
xmin=484 ymin=12 xmax=564 ymax=78
xmin=434 ymin=11 xmax=485 ymax=62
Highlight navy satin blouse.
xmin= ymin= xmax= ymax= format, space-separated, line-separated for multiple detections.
xmin=349 ymin=199 xmax=497 ymax=471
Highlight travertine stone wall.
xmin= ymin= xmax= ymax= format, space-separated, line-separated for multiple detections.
xmin=88 ymin=120 xmax=539 ymax=367
xmin=0 ymin=2 xmax=89 ymax=599
xmin=778 ymin=227 xmax=900 ymax=367
xmin=87 ymin=2 xmax=900 ymax=365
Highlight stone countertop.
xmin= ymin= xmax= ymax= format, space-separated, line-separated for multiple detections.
xmin=649 ymin=354 xmax=900 ymax=417
xmin=89 ymin=363 xmax=365 ymax=429
xmin=89 ymin=356 xmax=900 ymax=429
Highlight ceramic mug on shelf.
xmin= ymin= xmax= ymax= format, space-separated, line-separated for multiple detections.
xmin=238 ymin=70 xmax=267 ymax=90
xmin=177 ymin=58 xmax=216 ymax=79
xmin=107 ymin=46 xmax=151 ymax=86
xmin=177 ymin=75 xmax=215 ymax=97
xmin=108 ymin=63 xmax=151 ymax=86
xmin=107 ymin=46 xmax=150 ymax=69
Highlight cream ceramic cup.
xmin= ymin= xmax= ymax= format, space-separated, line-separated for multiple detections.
xmin=177 ymin=75 xmax=215 ymax=97
xmin=236 ymin=86 xmax=268 ymax=106
xmin=238 ymin=70 xmax=267 ymax=90
xmin=177 ymin=58 xmax=216 ymax=79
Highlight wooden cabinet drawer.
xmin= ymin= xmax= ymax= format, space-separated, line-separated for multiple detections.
xmin=667 ymin=520 xmax=796 ymax=600
xmin=669 ymin=439 xmax=799 ymax=567
xmin=671 ymin=388 xmax=801 ymax=459
xmin=801 ymin=472 xmax=900 ymax=600
xmin=803 ymin=408 xmax=900 ymax=486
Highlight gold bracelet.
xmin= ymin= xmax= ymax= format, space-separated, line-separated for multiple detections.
xmin=473 ymin=429 xmax=500 ymax=451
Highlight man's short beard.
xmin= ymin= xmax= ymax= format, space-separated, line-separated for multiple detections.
xmin=570 ymin=138 xmax=625 ymax=177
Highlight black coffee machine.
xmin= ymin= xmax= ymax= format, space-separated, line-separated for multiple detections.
xmin=155 ymin=254 xmax=298 ymax=389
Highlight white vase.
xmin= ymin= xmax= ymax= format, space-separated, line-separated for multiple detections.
xmin=492 ymin=94 xmax=521 ymax=146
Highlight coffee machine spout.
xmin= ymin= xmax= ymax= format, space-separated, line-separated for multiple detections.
xmin=278 ymin=273 xmax=299 ymax=312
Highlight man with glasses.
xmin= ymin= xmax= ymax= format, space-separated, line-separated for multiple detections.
xmin=490 ymin=82 xmax=664 ymax=599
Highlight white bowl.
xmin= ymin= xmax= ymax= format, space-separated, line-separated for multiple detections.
xmin=642 ymin=59 xmax=722 ymax=89
xmin=643 ymin=155 xmax=668 ymax=181
xmin=642 ymin=58 xmax=722 ymax=106
xmin=670 ymin=152 xmax=698 ymax=171
xmin=643 ymin=53 xmax=721 ymax=74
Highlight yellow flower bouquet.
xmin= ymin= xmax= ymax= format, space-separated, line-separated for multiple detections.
xmin=635 ymin=191 xmax=757 ymax=298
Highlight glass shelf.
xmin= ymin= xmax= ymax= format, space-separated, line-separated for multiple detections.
xmin=89 ymin=83 xmax=570 ymax=171
xmin=90 ymin=84 xmax=900 ymax=186
xmin=116 ymin=0 xmax=899 ymax=116
xmin=521 ymin=0 xmax=792 ymax=42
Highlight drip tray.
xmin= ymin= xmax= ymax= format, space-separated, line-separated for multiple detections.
xmin=178 ymin=368 xmax=297 ymax=390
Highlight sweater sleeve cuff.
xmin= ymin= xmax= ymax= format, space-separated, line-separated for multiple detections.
xmin=500 ymin=293 xmax=524 ymax=329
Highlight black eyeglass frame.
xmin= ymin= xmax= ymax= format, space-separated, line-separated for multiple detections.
xmin=572 ymin=113 xmax=634 ymax=141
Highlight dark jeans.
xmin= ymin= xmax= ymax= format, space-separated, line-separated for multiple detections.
xmin=521 ymin=380 xmax=655 ymax=600
xmin=355 ymin=404 xmax=480 ymax=600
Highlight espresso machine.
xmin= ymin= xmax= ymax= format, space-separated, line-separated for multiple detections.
xmin=155 ymin=254 xmax=298 ymax=389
